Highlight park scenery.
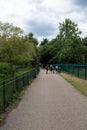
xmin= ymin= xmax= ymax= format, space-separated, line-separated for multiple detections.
xmin=0 ymin=0 xmax=87 ymax=129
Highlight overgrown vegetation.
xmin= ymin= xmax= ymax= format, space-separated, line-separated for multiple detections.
xmin=0 ymin=21 xmax=39 ymax=121
xmin=0 ymin=22 xmax=39 ymax=81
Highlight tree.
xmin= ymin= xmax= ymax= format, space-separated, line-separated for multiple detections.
xmin=82 ymin=37 xmax=87 ymax=63
xmin=26 ymin=33 xmax=38 ymax=46
xmin=40 ymin=38 xmax=48 ymax=46
xmin=0 ymin=22 xmax=39 ymax=76
xmin=0 ymin=23 xmax=24 ymax=64
xmin=25 ymin=33 xmax=39 ymax=66
xmin=58 ymin=18 xmax=84 ymax=63
xmin=59 ymin=18 xmax=81 ymax=38
xmin=39 ymin=18 xmax=85 ymax=64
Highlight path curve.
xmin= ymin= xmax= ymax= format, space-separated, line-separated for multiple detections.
xmin=0 ymin=69 xmax=87 ymax=130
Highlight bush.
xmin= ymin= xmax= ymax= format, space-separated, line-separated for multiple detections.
xmin=0 ymin=73 xmax=7 ymax=81
xmin=0 ymin=73 xmax=6 ymax=78
xmin=0 ymin=62 xmax=10 ymax=74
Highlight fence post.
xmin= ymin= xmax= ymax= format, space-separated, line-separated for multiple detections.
xmin=27 ymin=72 xmax=29 ymax=85
xmin=15 ymin=77 xmax=18 ymax=92
xmin=77 ymin=67 xmax=79 ymax=77
xmin=3 ymin=81 xmax=6 ymax=112
xmin=35 ymin=68 xmax=37 ymax=78
xmin=23 ymin=74 xmax=25 ymax=87
xmin=85 ymin=66 xmax=87 ymax=79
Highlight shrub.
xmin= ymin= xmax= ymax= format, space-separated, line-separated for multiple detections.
xmin=0 ymin=62 xmax=10 ymax=74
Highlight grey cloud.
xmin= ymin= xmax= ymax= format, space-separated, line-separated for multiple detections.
xmin=74 ymin=0 xmax=87 ymax=7
xmin=26 ymin=20 xmax=56 ymax=37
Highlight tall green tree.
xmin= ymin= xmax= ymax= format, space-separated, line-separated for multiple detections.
xmin=39 ymin=18 xmax=85 ymax=64
xmin=0 ymin=22 xmax=39 ymax=76
xmin=26 ymin=33 xmax=38 ymax=46
xmin=58 ymin=18 xmax=84 ymax=63
xmin=25 ymin=33 xmax=39 ymax=66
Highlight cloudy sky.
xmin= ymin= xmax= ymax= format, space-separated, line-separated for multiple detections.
xmin=0 ymin=0 xmax=87 ymax=42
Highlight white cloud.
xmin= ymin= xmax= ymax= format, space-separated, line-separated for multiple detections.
xmin=0 ymin=0 xmax=87 ymax=41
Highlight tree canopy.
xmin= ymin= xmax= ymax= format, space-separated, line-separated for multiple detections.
xmin=39 ymin=18 xmax=86 ymax=64
xmin=0 ymin=18 xmax=87 ymax=71
xmin=0 ymin=22 xmax=39 ymax=72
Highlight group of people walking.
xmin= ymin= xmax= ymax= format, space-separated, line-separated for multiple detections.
xmin=45 ymin=64 xmax=59 ymax=74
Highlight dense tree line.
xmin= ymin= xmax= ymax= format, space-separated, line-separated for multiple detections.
xmin=0 ymin=18 xmax=87 ymax=76
xmin=0 ymin=22 xmax=39 ymax=76
xmin=39 ymin=19 xmax=87 ymax=64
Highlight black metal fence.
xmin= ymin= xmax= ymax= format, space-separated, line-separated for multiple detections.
xmin=0 ymin=67 xmax=40 ymax=112
xmin=59 ymin=64 xmax=87 ymax=79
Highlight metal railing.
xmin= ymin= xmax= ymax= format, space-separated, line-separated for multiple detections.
xmin=0 ymin=67 xmax=40 ymax=112
xmin=59 ymin=64 xmax=87 ymax=79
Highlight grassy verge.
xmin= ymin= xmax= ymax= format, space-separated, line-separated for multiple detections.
xmin=61 ymin=73 xmax=87 ymax=97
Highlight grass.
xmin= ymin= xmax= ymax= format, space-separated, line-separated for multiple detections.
xmin=61 ymin=73 xmax=87 ymax=97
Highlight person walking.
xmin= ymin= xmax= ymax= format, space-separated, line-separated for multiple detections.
xmin=45 ymin=65 xmax=49 ymax=74
xmin=55 ymin=65 xmax=58 ymax=74
xmin=50 ymin=64 xmax=53 ymax=74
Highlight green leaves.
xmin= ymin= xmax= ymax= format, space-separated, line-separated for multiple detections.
xmin=0 ymin=22 xmax=39 ymax=68
xmin=39 ymin=18 xmax=85 ymax=64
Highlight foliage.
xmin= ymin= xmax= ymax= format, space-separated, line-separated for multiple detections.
xmin=0 ymin=62 xmax=10 ymax=73
xmin=0 ymin=21 xmax=39 ymax=78
xmin=40 ymin=38 xmax=48 ymax=46
xmin=39 ymin=18 xmax=86 ymax=64
xmin=82 ymin=37 xmax=87 ymax=63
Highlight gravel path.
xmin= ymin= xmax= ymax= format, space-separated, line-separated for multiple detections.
xmin=0 ymin=69 xmax=87 ymax=130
